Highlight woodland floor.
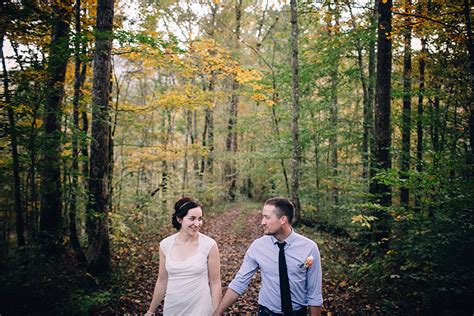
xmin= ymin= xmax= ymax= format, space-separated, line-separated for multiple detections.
xmin=0 ymin=202 xmax=378 ymax=315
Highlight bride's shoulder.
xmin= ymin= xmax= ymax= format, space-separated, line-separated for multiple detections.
xmin=160 ymin=233 xmax=178 ymax=248
xmin=199 ymin=233 xmax=217 ymax=247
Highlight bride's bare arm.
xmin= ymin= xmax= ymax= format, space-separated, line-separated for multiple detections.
xmin=145 ymin=247 xmax=168 ymax=315
xmin=208 ymin=243 xmax=222 ymax=312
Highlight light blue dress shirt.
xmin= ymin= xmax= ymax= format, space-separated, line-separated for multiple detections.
xmin=228 ymin=229 xmax=323 ymax=313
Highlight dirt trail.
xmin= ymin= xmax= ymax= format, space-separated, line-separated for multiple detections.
xmin=201 ymin=203 xmax=263 ymax=314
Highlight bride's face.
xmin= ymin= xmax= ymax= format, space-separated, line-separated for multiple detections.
xmin=180 ymin=207 xmax=203 ymax=235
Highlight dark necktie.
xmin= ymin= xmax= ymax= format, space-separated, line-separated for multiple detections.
xmin=277 ymin=242 xmax=292 ymax=315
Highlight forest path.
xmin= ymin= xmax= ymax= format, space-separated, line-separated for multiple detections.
xmin=201 ymin=203 xmax=263 ymax=314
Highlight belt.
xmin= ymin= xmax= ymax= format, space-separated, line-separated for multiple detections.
xmin=258 ymin=305 xmax=308 ymax=316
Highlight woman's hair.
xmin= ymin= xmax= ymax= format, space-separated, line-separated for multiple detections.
xmin=172 ymin=197 xmax=201 ymax=230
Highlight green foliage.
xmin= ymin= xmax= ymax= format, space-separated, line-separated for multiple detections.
xmin=61 ymin=290 xmax=113 ymax=316
xmin=349 ymin=175 xmax=474 ymax=314
xmin=114 ymin=30 xmax=183 ymax=52
xmin=195 ymin=183 xmax=228 ymax=208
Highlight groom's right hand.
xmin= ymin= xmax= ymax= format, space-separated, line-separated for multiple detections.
xmin=213 ymin=288 xmax=240 ymax=316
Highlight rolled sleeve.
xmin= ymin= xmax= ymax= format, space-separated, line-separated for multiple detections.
xmin=306 ymin=245 xmax=323 ymax=306
xmin=228 ymin=242 xmax=259 ymax=295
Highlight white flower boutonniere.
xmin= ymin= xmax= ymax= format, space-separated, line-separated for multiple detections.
xmin=300 ymin=255 xmax=314 ymax=269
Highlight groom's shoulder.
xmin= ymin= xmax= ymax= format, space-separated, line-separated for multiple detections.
xmin=251 ymin=235 xmax=272 ymax=246
xmin=293 ymin=231 xmax=318 ymax=247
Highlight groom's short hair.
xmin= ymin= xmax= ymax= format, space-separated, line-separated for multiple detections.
xmin=264 ymin=197 xmax=294 ymax=224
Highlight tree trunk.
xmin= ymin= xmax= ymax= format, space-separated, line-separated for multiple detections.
xmin=1 ymin=31 xmax=25 ymax=247
xmin=416 ymin=38 xmax=426 ymax=174
xmin=225 ymin=0 xmax=242 ymax=201
xmin=205 ymin=3 xmax=217 ymax=175
xmin=160 ymin=110 xmax=171 ymax=200
xmin=370 ymin=0 xmax=393 ymax=248
xmin=191 ymin=110 xmax=199 ymax=177
xmin=86 ymin=0 xmax=114 ymax=275
xmin=28 ymin=107 xmax=39 ymax=242
xmin=271 ymin=105 xmax=290 ymax=196
xmin=400 ymin=0 xmax=412 ymax=208
xmin=109 ymin=64 xmax=120 ymax=225
xmin=206 ymin=106 xmax=214 ymax=174
xmin=415 ymin=1 xmax=427 ymax=210
xmin=311 ymin=110 xmax=321 ymax=211
xmin=81 ymin=91 xmax=89 ymax=183
xmin=371 ymin=0 xmax=393 ymax=206
xmin=70 ymin=0 xmax=87 ymax=263
xmin=431 ymin=93 xmax=440 ymax=157
xmin=201 ymin=104 xmax=214 ymax=177
xmin=290 ymin=0 xmax=301 ymax=223
xmin=464 ymin=0 xmax=474 ymax=173
xmin=183 ymin=110 xmax=191 ymax=191
xmin=367 ymin=0 xmax=377 ymax=184
xmin=39 ymin=0 xmax=72 ymax=252
xmin=201 ymin=107 xmax=208 ymax=179
xmin=328 ymin=5 xmax=340 ymax=207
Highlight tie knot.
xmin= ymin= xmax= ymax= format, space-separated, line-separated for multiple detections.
xmin=277 ymin=242 xmax=286 ymax=249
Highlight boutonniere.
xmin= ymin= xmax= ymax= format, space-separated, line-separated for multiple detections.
xmin=300 ymin=255 xmax=314 ymax=269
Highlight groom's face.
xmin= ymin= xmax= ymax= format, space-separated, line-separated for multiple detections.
xmin=261 ymin=204 xmax=283 ymax=236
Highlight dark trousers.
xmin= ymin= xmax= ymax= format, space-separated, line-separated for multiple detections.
xmin=258 ymin=305 xmax=308 ymax=316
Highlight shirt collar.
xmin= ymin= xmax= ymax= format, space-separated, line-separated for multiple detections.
xmin=271 ymin=228 xmax=297 ymax=245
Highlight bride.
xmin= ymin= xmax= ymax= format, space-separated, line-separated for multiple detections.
xmin=145 ymin=197 xmax=222 ymax=316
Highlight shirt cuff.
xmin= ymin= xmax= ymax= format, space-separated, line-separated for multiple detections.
xmin=228 ymin=280 xmax=246 ymax=296
xmin=307 ymin=297 xmax=323 ymax=307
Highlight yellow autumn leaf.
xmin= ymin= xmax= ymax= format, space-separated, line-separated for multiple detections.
xmin=351 ymin=214 xmax=377 ymax=229
xmin=251 ymin=93 xmax=267 ymax=102
xmin=265 ymin=99 xmax=276 ymax=107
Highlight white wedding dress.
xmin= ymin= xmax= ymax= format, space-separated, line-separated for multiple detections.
xmin=160 ymin=232 xmax=216 ymax=316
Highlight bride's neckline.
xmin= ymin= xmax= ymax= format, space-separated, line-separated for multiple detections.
xmin=169 ymin=233 xmax=201 ymax=262
xmin=175 ymin=231 xmax=200 ymax=244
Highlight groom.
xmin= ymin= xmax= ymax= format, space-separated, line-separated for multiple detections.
xmin=213 ymin=197 xmax=323 ymax=316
